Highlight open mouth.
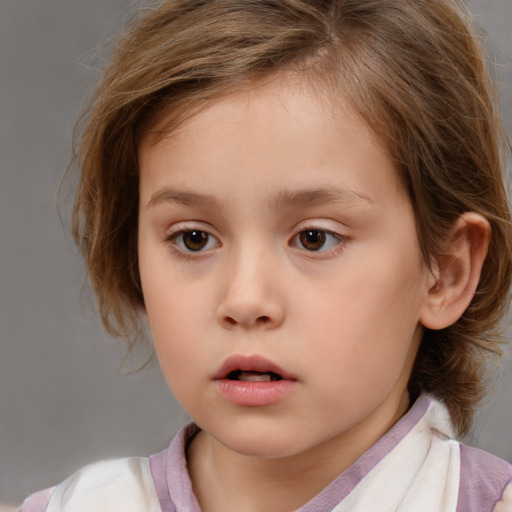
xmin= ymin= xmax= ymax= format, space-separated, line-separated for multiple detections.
xmin=213 ymin=354 xmax=295 ymax=383
xmin=214 ymin=355 xmax=296 ymax=406
xmin=226 ymin=370 xmax=283 ymax=382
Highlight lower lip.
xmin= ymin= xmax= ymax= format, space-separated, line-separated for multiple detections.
xmin=215 ymin=379 xmax=296 ymax=407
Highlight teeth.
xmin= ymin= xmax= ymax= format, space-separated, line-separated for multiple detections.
xmin=226 ymin=370 xmax=284 ymax=382
xmin=238 ymin=371 xmax=272 ymax=382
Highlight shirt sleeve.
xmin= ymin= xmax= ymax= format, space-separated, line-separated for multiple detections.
xmin=18 ymin=487 xmax=55 ymax=512
xmin=42 ymin=457 xmax=160 ymax=512
xmin=493 ymin=479 xmax=512 ymax=512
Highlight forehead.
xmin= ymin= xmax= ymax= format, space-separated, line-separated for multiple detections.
xmin=141 ymin=73 xmax=384 ymax=154
xmin=138 ymin=75 xmax=405 ymax=209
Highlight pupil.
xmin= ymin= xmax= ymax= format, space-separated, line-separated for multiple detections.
xmin=183 ymin=231 xmax=208 ymax=251
xmin=300 ymin=230 xmax=326 ymax=251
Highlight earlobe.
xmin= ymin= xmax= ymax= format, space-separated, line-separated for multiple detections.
xmin=419 ymin=212 xmax=490 ymax=330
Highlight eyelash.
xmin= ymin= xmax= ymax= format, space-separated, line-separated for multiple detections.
xmin=290 ymin=227 xmax=347 ymax=254
xmin=165 ymin=227 xmax=220 ymax=258
xmin=165 ymin=226 xmax=347 ymax=258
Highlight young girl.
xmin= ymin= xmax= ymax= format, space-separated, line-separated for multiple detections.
xmin=20 ymin=0 xmax=512 ymax=510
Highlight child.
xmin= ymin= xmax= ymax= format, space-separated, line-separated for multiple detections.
xmin=20 ymin=0 xmax=512 ymax=510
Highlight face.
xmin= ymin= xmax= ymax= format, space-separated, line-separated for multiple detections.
xmin=138 ymin=76 xmax=432 ymax=461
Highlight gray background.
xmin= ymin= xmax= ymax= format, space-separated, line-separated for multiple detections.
xmin=0 ymin=0 xmax=511 ymax=506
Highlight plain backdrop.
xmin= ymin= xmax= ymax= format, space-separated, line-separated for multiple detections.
xmin=1 ymin=0 xmax=511 ymax=506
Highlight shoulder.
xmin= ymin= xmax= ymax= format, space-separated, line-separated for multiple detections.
xmin=457 ymin=443 xmax=512 ymax=512
xmin=19 ymin=457 xmax=161 ymax=512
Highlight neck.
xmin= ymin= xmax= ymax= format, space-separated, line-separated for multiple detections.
xmin=187 ymin=391 xmax=411 ymax=512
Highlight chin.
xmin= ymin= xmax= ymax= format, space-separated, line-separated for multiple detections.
xmin=208 ymin=420 xmax=306 ymax=459
xmin=225 ymin=437 xmax=301 ymax=459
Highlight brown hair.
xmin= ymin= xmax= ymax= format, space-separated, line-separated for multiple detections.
xmin=72 ymin=0 xmax=512 ymax=435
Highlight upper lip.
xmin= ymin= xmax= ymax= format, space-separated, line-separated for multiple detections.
xmin=213 ymin=354 xmax=296 ymax=380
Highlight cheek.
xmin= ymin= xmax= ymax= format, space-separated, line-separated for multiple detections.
xmin=146 ymin=299 xmax=204 ymax=410
xmin=301 ymin=264 xmax=422 ymax=341
xmin=140 ymin=245 xmax=198 ymax=338
xmin=145 ymin=285 xmax=195 ymax=354
xmin=296 ymin=258 xmax=424 ymax=386
xmin=141 ymin=269 xmax=215 ymax=383
xmin=139 ymin=263 xmax=186 ymax=365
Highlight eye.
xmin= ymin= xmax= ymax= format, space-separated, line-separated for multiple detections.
xmin=292 ymin=229 xmax=342 ymax=252
xmin=171 ymin=230 xmax=219 ymax=253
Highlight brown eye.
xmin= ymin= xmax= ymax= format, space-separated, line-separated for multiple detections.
xmin=170 ymin=228 xmax=220 ymax=254
xmin=299 ymin=230 xmax=327 ymax=251
xmin=182 ymin=230 xmax=210 ymax=251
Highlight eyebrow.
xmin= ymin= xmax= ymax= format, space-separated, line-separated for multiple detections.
xmin=147 ymin=189 xmax=221 ymax=209
xmin=146 ymin=186 xmax=375 ymax=211
xmin=268 ymin=187 xmax=375 ymax=211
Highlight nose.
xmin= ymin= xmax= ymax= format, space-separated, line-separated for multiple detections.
xmin=215 ymin=248 xmax=285 ymax=330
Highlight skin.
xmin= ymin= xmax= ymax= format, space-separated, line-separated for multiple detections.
xmin=137 ymin=76 xmax=440 ymax=512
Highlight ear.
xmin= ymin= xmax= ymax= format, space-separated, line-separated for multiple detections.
xmin=419 ymin=212 xmax=490 ymax=330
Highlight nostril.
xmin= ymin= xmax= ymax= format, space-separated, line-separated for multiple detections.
xmin=222 ymin=315 xmax=271 ymax=327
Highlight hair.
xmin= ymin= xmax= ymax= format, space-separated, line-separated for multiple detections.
xmin=71 ymin=0 xmax=512 ymax=435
